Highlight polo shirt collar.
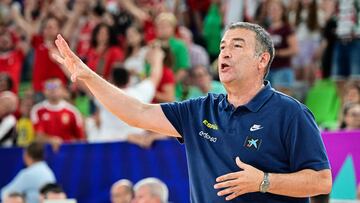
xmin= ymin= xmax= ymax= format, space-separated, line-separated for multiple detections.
xmin=219 ymin=81 xmax=274 ymax=112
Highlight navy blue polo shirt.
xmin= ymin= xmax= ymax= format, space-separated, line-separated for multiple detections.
xmin=161 ymin=81 xmax=330 ymax=203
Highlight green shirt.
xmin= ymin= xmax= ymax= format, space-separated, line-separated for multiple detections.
xmin=169 ymin=37 xmax=190 ymax=72
xmin=186 ymin=80 xmax=226 ymax=99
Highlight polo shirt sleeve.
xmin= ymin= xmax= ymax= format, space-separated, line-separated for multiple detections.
xmin=285 ymin=106 xmax=330 ymax=172
xmin=160 ymin=100 xmax=194 ymax=140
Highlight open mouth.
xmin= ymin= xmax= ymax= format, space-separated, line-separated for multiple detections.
xmin=221 ymin=63 xmax=230 ymax=70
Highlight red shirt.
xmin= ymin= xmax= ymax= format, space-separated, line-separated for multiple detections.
xmin=32 ymin=35 xmax=68 ymax=92
xmin=86 ymin=46 xmax=124 ymax=79
xmin=268 ymin=24 xmax=294 ymax=69
xmin=30 ymin=100 xmax=84 ymax=142
xmin=76 ymin=21 xmax=98 ymax=58
xmin=0 ymin=49 xmax=24 ymax=93
xmin=152 ymin=66 xmax=175 ymax=103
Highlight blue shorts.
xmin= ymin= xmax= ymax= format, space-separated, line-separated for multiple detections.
xmin=332 ymin=39 xmax=360 ymax=80
xmin=267 ymin=67 xmax=295 ymax=89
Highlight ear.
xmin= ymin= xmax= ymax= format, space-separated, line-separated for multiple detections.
xmin=258 ymin=52 xmax=271 ymax=74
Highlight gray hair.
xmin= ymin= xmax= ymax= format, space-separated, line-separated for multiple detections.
xmin=134 ymin=177 xmax=168 ymax=203
xmin=226 ymin=22 xmax=275 ymax=78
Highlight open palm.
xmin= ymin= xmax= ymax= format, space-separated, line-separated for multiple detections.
xmin=53 ymin=34 xmax=92 ymax=82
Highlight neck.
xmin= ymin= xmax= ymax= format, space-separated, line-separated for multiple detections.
xmin=48 ymin=99 xmax=61 ymax=105
xmin=226 ymin=81 xmax=264 ymax=108
xmin=271 ymin=20 xmax=283 ymax=29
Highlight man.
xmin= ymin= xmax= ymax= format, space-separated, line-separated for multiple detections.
xmin=53 ymin=22 xmax=332 ymax=202
xmin=111 ymin=179 xmax=133 ymax=203
xmin=1 ymin=142 xmax=56 ymax=203
xmin=0 ymin=91 xmax=18 ymax=147
xmin=30 ymin=78 xmax=84 ymax=150
xmin=39 ymin=183 xmax=67 ymax=202
xmin=133 ymin=178 xmax=168 ymax=203
xmin=2 ymin=192 xmax=25 ymax=203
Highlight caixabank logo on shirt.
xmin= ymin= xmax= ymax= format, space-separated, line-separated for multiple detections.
xmin=244 ymin=136 xmax=262 ymax=150
xmin=198 ymin=131 xmax=217 ymax=142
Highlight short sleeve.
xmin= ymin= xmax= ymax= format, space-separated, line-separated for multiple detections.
xmin=285 ymin=106 xmax=330 ymax=171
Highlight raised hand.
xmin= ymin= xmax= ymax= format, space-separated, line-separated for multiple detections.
xmin=214 ymin=157 xmax=264 ymax=201
xmin=52 ymin=34 xmax=93 ymax=82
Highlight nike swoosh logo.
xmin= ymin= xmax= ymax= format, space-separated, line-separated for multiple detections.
xmin=250 ymin=126 xmax=263 ymax=131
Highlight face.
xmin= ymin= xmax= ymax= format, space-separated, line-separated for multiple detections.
xmin=344 ymin=87 xmax=360 ymax=104
xmin=132 ymin=186 xmax=160 ymax=203
xmin=344 ymin=104 xmax=360 ymax=130
xmin=111 ymin=185 xmax=133 ymax=203
xmin=267 ymin=1 xmax=283 ymax=22
xmin=155 ymin=20 xmax=174 ymax=40
xmin=192 ymin=66 xmax=211 ymax=88
xmin=43 ymin=18 xmax=60 ymax=40
xmin=218 ymin=28 xmax=264 ymax=86
xmin=43 ymin=80 xmax=64 ymax=102
xmin=97 ymin=26 xmax=110 ymax=45
xmin=0 ymin=32 xmax=13 ymax=52
xmin=45 ymin=192 xmax=67 ymax=200
xmin=3 ymin=196 xmax=24 ymax=203
xmin=126 ymin=27 xmax=142 ymax=47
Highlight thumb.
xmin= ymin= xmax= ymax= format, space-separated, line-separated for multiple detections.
xmin=235 ymin=157 xmax=247 ymax=169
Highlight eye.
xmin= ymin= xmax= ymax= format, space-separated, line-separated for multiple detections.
xmin=220 ymin=46 xmax=224 ymax=50
xmin=234 ymin=44 xmax=242 ymax=48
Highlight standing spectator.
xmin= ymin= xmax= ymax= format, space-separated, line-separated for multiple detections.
xmin=12 ymin=6 xmax=67 ymax=94
xmin=111 ymin=179 xmax=133 ymax=203
xmin=1 ymin=142 xmax=56 ymax=203
xmin=264 ymin=0 xmax=298 ymax=93
xmin=17 ymin=89 xmax=36 ymax=147
xmin=133 ymin=178 xmax=169 ymax=203
xmin=0 ymin=91 xmax=18 ymax=147
xmin=30 ymin=78 xmax=84 ymax=150
xmin=86 ymin=23 xmax=124 ymax=80
xmin=178 ymin=26 xmax=210 ymax=69
xmin=155 ymin=12 xmax=190 ymax=100
xmin=339 ymin=102 xmax=360 ymax=131
xmin=0 ymin=28 xmax=27 ymax=93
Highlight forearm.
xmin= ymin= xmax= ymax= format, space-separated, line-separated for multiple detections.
xmin=268 ymin=169 xmax=332 ymax=197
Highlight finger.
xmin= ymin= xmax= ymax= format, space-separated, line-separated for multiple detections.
xmin=54 ymin=38 xmax=65 ymax=58
xmin=51 ymin=53 xmax=64 ymax=65
xmin=214 ymin=179 xmax=239 ymax=189
xmin=216 ymin=172 xmax=239 ymax=182
xmin=59 ymin=34 xmax=78 ymax=59
xmin=236 ymin=157 xmax=248 ymax=169
xmin=225 ymin=189 xmax=244 ymax=201
xmin=71 ymin=72 xmax=78 ymax=82
xmin=217 ymin=186 xmax=237 ymax=197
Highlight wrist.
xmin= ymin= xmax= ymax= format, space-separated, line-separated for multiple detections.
xmin=259 ymin=172 xmax=270 ymax=193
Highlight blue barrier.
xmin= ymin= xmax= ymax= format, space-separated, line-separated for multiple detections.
xmin=0 ymin=140 xmax=190 ymax=203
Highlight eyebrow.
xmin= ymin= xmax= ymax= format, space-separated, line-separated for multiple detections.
xmin=220 ymin=38 xmax=245 ymax=44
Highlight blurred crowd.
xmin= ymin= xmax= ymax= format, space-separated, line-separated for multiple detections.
xmin=0 ymin=0 xmax=359 ymax=149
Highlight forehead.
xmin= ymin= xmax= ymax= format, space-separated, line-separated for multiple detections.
xmin=221 ymin=28 xmax=256 ymax=44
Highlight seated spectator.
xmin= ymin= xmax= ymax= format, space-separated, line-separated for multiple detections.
xmin=133 ymin=178 xmax=168 ymax=203
xmin=1 ymin=142 xmax=56 ymax=203
xmin=186 ymin=65 xmax=225 ymax=99
xmin=2 ymin=192 xmax=25 ymax=203
xmin=111 ymin=179 xmax=133 ymax=203
xmin=339 ymin=102 xmax=360 ymax=131
xmin=39 ymin=183 xmax=67 ymax=202
xmin=0 ymin=91 xmax=18 ymax=147
xmin=30 ymin=78 xmax=84 ymax=150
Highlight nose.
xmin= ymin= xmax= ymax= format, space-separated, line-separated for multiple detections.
xmin=220 ymin=47 xmax=231 ymax=59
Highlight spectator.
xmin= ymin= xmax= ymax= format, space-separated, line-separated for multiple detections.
xmin=17 ymin=89 xmax=36 ymax=147
xmin=339 ymin=102 xmax=360 ymax=131
xmin=1 ymin=142 xmax=56 ymax=203
xmin=178 ymin=26 xmax=210 ymax=69
xmin=133 ymin=178 xmax=169 ymax=203
xmin=0 ymin=91 xmax=18 ymax=147
xmin=124 ymin=24 xmax=148 ymax=85
xmin=111 ymin=179 xmax=133 ymax=203
xmin=186 ymin=65 xmax=225 ymax=99
xmin=155 ymin=12 xmax=190 ymax=100
xmin=85 ymin=23 xmax=124 ymax=80
xmin=0 ymin=73 xmax=13 ymax=92
xmin=39 ymin=183 xmax=67 ymax=202
xmin=264 ymin=0 xmax=298 ymax=94
xmin=342 ymin=81 xmax=360 ymax=106
xmin=12 ymin=6 xmax=68 ymax=94
xmin=2 ymin=192 xmax=25 ymax=203
xmin=30 ymin=78 xmax=84 ymax=150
